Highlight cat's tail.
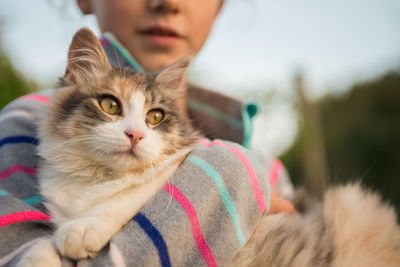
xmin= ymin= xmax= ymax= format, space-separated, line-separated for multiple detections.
xmin=324 ymin=183 xmax=400 ymax=267
xmin=229 ymin=184 xmax=400 ymax=267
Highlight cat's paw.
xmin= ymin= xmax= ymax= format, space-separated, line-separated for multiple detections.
xmin=17 ymin=254 xmax=61 ymax=267
xmin=56 ymin=219 xmax=109 ymax=260
xmin=17 ymin=239 xmax=61 ymax=267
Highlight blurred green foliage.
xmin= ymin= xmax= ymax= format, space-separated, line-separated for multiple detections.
xmin=0 ymin=46 xmax=39 ymax=109
xmin=282 ymin=70 xmax=400 ymax=214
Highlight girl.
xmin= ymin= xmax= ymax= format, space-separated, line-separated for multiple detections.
xmin=0 ymin=0 xmax=294 ymax=266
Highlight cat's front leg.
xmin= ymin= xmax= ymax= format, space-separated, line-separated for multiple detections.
xmin=55 ymin=200 xmax=142 ymax=260
xmin=55 ymin=169 xmax=174 ymax=260
xmin=17 ymin=238 xmax=61 ymax=267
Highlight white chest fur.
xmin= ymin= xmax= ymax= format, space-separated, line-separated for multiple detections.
xmin=39 ymin=154 xmax=183 ymax=225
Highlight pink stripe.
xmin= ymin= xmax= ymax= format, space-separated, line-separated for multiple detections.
xmin=0 ymin=165 xmax=37 ymax=179
xmin=163 ymin=183 xmax=217 ymax=267
xmin=202 ymin=139 xmax=266 ymax=214
xmin=0 ymin=211 xmax=50 ymax=227
xmin=268 ymin=159 xmax=283 ymax=186
xmin=19 ymin=94 xmax=50 ymax=104
xmin=199 ymin=138 xmax=210 ymax=146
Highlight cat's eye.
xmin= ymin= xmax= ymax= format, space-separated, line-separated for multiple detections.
xmin=99 ymin=95 xmax=121 ymax=115
xmin=147 ymin=109 xmax=164 ymax=125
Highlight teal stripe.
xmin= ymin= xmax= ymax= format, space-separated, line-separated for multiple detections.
xmin=187 ymin=100 xmax=243 ymax=129
xmin=103 ymin=33 xmax=143 ymax=71
xmin=0 ymin=191 xmax=43 ymax=205
xmin=23 ymin=195 xmax=44 ymax=205
xmin=187 ymin=155 xmax=246 ymax=246
xmin=241 ymin=103 xmax=258 ymax=148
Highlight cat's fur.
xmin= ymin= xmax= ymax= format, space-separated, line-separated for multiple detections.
xmin=230 ymin=184 xmax=400 ymax=266
xmin=17 ymin=28 xmax=199 ymax=266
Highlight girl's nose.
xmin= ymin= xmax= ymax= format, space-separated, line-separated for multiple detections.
xmin=147 ymin=0 xmax=181 ymax=14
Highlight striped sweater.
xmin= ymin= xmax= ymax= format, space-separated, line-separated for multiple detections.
xmin=0 ymin=33 xmax=291 ymax=266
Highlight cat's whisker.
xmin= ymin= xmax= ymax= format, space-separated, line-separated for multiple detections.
xmin=146 ymin=160 xmax=157 ymax=206
xmin=159 ymin=171 xmax=174 ymax=220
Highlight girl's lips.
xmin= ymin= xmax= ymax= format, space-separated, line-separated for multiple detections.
xmin=138 ymin=26 xmax=183 ymax=46
xmin=140 ymin=26 xmax=180 ymax=37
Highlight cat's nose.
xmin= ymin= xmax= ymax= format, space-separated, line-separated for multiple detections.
xmin=125 ymin=130 xmax=145 ymax=148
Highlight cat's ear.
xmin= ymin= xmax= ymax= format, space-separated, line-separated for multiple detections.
xmin=155 ymin=56 xmax=192 ymax=90
xmin=64 ymin=28 xmax=111 ymax=85
xmin=155 ymin=56 xmax=192 ymax=117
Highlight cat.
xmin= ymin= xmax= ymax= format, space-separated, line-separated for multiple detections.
xmin=18 ymin=28 xmax=400 ymax=267
xmin=229 ymin=183 xmax=400 ymax=266
xmin=17 ymin=28 xmax=199 ymax=266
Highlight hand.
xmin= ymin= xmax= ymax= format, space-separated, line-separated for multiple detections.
xmin=267 ymin=188 xmax=296 ymax=215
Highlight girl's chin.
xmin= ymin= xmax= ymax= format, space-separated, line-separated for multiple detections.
xmin=134 ymin=47 xmax=188 ymax=72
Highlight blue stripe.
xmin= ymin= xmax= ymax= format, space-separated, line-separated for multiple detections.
xmin=187 ymin=155 xmax=246 ymax=246
xmin=0 ymin=136 xmax=39 ymax=148
xmin=133 ymin=212 xmax=171 ymax=267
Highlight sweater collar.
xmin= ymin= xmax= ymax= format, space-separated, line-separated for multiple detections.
xmin=99 ymin=32 xmax=143 ymax=71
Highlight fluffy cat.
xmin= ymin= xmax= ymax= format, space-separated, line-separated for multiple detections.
xmin=229 ymin=184 xmax=400 ymax=266
xmin=17 ymin=28 xmax=199 ymax=266
xmin=18 ymin=28 xmax=400 ymax=267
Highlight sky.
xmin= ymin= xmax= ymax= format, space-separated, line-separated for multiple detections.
xmin=0 ymin=0 xmax=399 ymax=155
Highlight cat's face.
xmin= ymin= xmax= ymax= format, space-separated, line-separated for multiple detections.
xmin=46 ymin=28 xmax=198 ymax=172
